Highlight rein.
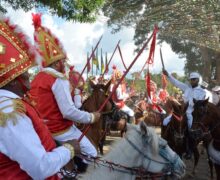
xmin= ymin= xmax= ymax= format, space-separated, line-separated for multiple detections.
xmin=125 ymin=136 xmax=170 ymax=165
xmin=78 ymin=154 xmax=169 ymax=178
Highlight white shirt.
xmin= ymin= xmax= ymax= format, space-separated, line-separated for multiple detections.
xmin=168 ymin=74 xmax=206 ymax=113
xmin=0 ymin=90 xmax=70 ymax=180
xmin=73 ymin=88 xmax=82 ymax=109
xmin=115 ymin=84 xmax=128 ymax=101
xmin=43 ymin=68 xmax=92 ymax=124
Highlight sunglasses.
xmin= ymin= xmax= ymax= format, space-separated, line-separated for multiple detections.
xmin=190 ymin=78 xmax=198 ymax=81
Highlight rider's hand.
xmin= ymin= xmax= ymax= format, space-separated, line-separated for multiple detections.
xmin=162 ymin=69 xmax=169 ymax=76
xmin=91 ymin=112 xmax=101 ymax=123
xmin=64 ymin=140 xmax=81 ymax=156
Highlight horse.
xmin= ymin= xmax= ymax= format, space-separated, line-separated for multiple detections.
xmin=80 ymin=80 xmax=129 ymax=155
xmin=134 ymin=99 xmax=163 ymax=126
xmin=191 ymin=98 xmax=220 ymax=179
xmin=79 ymin=121 xmax=186 ymax=180
xmin=161 ymin=97 xmax=188 ymax=158
xmin=80 ymin=80 xmax=113 ymax=155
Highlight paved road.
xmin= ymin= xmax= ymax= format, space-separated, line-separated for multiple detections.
xmin=102 ymin=129 xmax=216 ymax=180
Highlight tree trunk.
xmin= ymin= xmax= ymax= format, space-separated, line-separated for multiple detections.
xmin=200 ymin=46 xmax=211 ymax=82
xmin=215 ymin=52 xmax=220 ymax=83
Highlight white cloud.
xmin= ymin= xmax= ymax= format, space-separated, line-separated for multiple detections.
xmin=5 ymin=8 xmax=185 ymax=78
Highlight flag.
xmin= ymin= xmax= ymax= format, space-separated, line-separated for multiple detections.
xmin=101 ymin=48 xmax=104 ymax=73
xmin=92 ymin=48 xmax=99 ymax=70
xmin=86 ymin=52 xmax=91 ymax=73
xmin=105 ymin=52 xmax=109 ymax=73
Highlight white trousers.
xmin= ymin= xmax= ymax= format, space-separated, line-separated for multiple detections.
xmin=162 ymin=112 xmax=193 ymax=129
xmin=121 ymin=105 xmax=134 ymax=117
xmin=53 ymin=125 xmax=97 ymax=157
xmin=163 ymin=114 xmax=172 ymax=126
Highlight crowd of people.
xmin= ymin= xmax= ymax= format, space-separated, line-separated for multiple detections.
xmin=1 ymin=13 xmax=220 ymax=179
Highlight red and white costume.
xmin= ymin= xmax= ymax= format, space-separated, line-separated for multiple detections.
xmin=110 ymin=67 xmax=134 ymax=117
xmin=29 ymin=14 xmax=97 ymax=157
xmin=0 ymin=90 xmax=70 ymax=180
xmin=0 ymin=17 xmax=71 ymax=179
xmin=69 ymin=66 xmax=85 ymax=109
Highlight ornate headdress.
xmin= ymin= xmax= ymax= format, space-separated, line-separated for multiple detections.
xmin=112 ymin=65 xmax=122 ymax=81
xmin=32 ymin=13 xmax=66 ymax=67
xmin=0 ymin=17 xmax=36 ymax=88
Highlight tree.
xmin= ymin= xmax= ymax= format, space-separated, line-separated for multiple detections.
xmin=1 ymin=0 xmax=104 ymax=22
xmin=103 ymin=0 xmax=220 ymax=83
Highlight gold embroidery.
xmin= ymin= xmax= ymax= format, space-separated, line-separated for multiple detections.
xmin=0 ymin=42 xmax=6 ymax=54
xmin=43 ymin=70 xmax=67 ymax=80
xmin=0 ymin=98 xmax=26 ymax=127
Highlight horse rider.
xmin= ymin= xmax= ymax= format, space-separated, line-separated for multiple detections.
xmin=68 ymin=66 xmax=85 ymax=109
xmin=110 ymin=65 xmax=135 ymax=124
xmin=163 ymin=70 xmax=206 ymax=159
xmin=0 ymin=16 xmax=80 ymax=179
xmin=146 ymin=80 xmax=166 ymax=114
xmin=211 ymin=85 xmax=220 ymax=106
xmin=28 ymin=14 xmax=100 ymax=171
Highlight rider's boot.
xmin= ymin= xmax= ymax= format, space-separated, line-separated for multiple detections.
xmin=74 ymin=156 xmax=88 ymax=173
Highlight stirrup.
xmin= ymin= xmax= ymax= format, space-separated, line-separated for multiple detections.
xmin=59 ymin=167 xmax=77 ymax=179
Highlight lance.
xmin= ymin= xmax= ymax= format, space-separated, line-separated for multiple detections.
xmin=100 ymin=40 xmax=120 ymax=79
xmin=78 ymin=31 xmax=155 ymax=142
xmin=78 ymin=36 xmax=103 ymax=85
xmin=160 ymin=47 xmax=165 ymax=70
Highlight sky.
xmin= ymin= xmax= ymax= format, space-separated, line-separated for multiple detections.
xmin=4 ymin=7 xmax=186 ymax=78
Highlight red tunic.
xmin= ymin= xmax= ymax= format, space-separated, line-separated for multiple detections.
xmin=29 ymin=72 xmax=73 ymax=134
xmin=111 ymin=85 xmax=125 ymax=109
xmin=0 ymin=100 xmax=59 ymax=180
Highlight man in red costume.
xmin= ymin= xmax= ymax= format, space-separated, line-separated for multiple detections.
xmin=28 ymin=14 xmax=100 ymax=165
xmin=68 ymin=66 xmax=85 ymax=109
xmin=0 ymin=16 xmax=80 ymax=180
xmin=110 ymin=66 xmax=135 ymax=123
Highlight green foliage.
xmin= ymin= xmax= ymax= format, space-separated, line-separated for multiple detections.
xmin=103 ymin=0 xmax=220 ymax=51
xmin=103 ymin=0 xmax=220 ymax=82
xmin=1 ymin=0 xmax=104 ymax=22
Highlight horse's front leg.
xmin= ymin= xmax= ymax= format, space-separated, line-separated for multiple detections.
xmin=192 ymin=146 xmax=200 ymax=175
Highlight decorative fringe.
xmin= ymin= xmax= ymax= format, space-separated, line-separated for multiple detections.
xmin=0 ymin=99 xmax=26 ymax=127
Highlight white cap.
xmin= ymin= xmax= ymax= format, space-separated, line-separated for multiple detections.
xmin=212 ymin=86 xmax=220 ymax=92
xmin=189 ymin=72 xmax=200 ymax=79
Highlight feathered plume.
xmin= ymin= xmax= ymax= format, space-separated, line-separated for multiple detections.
xmin=32 ymin=13 xmax=42 ymax=29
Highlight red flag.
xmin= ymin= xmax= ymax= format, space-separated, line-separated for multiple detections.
xmin=146 ymin=25 xmax=158 ymax=65
xmin=145 ymin=70 xmax=151 ymax=98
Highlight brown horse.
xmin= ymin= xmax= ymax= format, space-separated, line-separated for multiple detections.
xmin=192 ymin=98 xmax=220 ymax=179
xmin=134 ymin=99 xmax=163 ymax=126
xmin=80 ymin=80 xmax=128 ymax=155
xmin=161 ymin=98 xmax=188 ymax=158
xmin=79 ymin=80 xmax=112 ymax=155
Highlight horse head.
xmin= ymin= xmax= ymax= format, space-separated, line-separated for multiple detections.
xmin=165 ymin=98 xmax=188 ymax=146
xmin=82 ymin=121 xmax=185 ymax=180
xmin=80 ymin=79 xmax=112 ymax=153
xmin=192 ymin=98 xmax=220 ymax=144
xmin=126 ymin=122 xmax=186 ymax=178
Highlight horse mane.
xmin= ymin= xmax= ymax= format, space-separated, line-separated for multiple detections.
xmin=166 ymin=97 xmax=182 ymax=113
xmin=108 ymin=124 xmax=159 ymax=156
